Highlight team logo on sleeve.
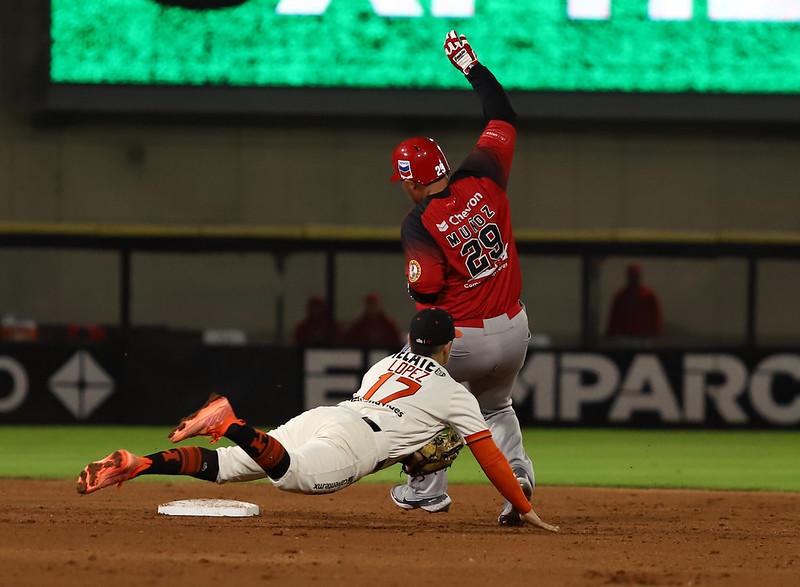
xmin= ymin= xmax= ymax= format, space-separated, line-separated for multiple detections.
xmin=484 ymin=128 xmax=510 ymax=143
xmin=408 ymin=260 xmax=422 ymax=283
xmin=436 ymin=220 xmax=448 ymax=232
xmin=397 ymin=160 xmax=413 ymax=180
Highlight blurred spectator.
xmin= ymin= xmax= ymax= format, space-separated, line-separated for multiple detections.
xmin=294 ymin=297 xmax=341 ymax=346
xmin=0 ymin=315 xmax=38 ymax=342
xmin=66 ymin=323 xmax=108 ymax=343
xmin=606 ymin=264 xmax=663 ymax=345
xmin=345 ymin=293 xmax=402 ymax=349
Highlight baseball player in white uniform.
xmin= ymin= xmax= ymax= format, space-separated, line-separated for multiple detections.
xmin=76 ymin=309 xmax=558 ymax=532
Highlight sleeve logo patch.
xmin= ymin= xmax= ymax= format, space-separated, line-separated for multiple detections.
xmin=484 ymin=129 xmax=509 ymax=143
xmin=408 ymin=259 xmax=422 ymax=283
xmin=436 ymin=220 xmax=449 ymax=232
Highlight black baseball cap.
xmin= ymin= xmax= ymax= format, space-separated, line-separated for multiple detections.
xmin=410 ymin=308 xmax=463 ymax=346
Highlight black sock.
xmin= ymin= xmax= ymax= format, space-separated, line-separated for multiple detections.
xmin=141 ymin=447 xmax=219 ymax=482
xmin=224 ymin=423 xmax=290 ymax=480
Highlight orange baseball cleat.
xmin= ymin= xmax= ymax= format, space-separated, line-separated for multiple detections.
xmin=168 ymin=393 xmax=243 ymax=444
xmin=76 ymin=449 xmax=151 ymax=495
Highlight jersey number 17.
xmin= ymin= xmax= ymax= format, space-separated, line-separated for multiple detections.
xmin=362 ymin=372 xmax=421 ymax=405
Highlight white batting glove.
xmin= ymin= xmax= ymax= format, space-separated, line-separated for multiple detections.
xmin=444 ymin=30 xmax=478 ymax=75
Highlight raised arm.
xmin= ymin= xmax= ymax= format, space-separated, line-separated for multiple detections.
xmin=467 ymin=63 xmax=517 ymax=125
xmin=444 ymin=30 xmax=517 ymax=189
xmin=444 ymin=30 xmax=516 ymax=124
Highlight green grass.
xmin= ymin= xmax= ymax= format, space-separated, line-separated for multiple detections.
xmin=1 ymin=427 xmax=798 ymax=492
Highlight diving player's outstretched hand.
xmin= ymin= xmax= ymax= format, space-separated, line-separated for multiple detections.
xmin=444 ymin=30 xmax=478 ymax=75
xmin=521 ymin=508 xmax=560 ymax=533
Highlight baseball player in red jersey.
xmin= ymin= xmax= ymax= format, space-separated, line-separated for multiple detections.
xmin=389 ymin=31 xmax=535 ymax=526
xmin=75 ymin=309 xmax=558 ymax=532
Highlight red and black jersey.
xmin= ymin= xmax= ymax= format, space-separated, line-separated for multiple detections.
xmin=401 ymin=65 xmax=521 ymax=324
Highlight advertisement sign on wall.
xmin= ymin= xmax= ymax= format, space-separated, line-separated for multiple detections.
xmin=2 ymin=344 xmax=797 ymax=427
xmin=303 ymin=348 xmax=800 ymax=428
xmin=0 ymin=344 xmax=301 ymax=425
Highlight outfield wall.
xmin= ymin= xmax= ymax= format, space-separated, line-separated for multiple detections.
xmin=1 ymin=344 xmax=797 ymax=428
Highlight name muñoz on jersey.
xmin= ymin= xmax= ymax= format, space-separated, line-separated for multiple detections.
xmin=338 ymin=351 xmax=491 ymax=460
xmin=401 ymin=120 xmax=521 ymax=324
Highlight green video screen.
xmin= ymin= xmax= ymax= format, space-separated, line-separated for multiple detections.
xmin=51 ymin=0 xmax=800 ymax=94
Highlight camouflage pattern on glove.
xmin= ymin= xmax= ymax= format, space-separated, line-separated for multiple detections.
xmin=402 ymin=427 xmax=465 ymax=477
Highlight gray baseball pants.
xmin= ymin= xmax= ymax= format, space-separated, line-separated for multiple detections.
xmin=404 ymin=306 xmax=535 ymax=500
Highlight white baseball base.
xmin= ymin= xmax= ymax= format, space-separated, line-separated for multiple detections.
xmin=157 ymin=499 xmax=260 ymax=517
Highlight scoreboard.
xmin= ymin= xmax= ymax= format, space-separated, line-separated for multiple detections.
xmin=47 ymin=0 xmax=800 ymax=118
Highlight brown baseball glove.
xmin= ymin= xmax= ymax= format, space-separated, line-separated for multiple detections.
xmin=402 ymin=427 xmax=465 ymax=477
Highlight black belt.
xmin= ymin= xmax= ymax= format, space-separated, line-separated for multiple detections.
xmin=362 ymin=416 xmax=388 ymax=472
xmin=362 ymin=416 xmax=381 ymax=432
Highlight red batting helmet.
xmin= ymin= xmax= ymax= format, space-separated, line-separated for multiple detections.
xmin=390 ymin=137 xmax=451 ymax=185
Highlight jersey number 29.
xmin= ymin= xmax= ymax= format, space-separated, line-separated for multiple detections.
xmin=459 ymin=223 xmax=505 ymax=278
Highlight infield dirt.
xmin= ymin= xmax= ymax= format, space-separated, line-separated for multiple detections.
xmin=1 ymin=479 xmax=797 ymax=586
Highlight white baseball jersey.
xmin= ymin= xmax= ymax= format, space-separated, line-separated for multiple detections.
xmin=214 ymin=351 xmax=492 ymax=495
xmin=338 ymin=350 xmax=491 ymax=459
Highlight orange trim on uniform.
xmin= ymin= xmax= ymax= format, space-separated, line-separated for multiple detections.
xmin=455 ymin=300 xmax=523 ymax=329
xmin=380 ymin=388 xmax=419 ymax=405
xmin=464 ymin=429 xmax=492 ymax=445
xmin=187 ymin=447 xmax=201 ymax=474
xmin=178 ymin=447 xmax=201 ymax=475
xmin=251 ymin=431 xmax=288 ymax=471
xmin=379 ymin=377 xmax=422 ymax=405
xmin=468 ymin=436 xmax=532 ymax=515
xmin=177 ymin=449 xmax=190 ymax=474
